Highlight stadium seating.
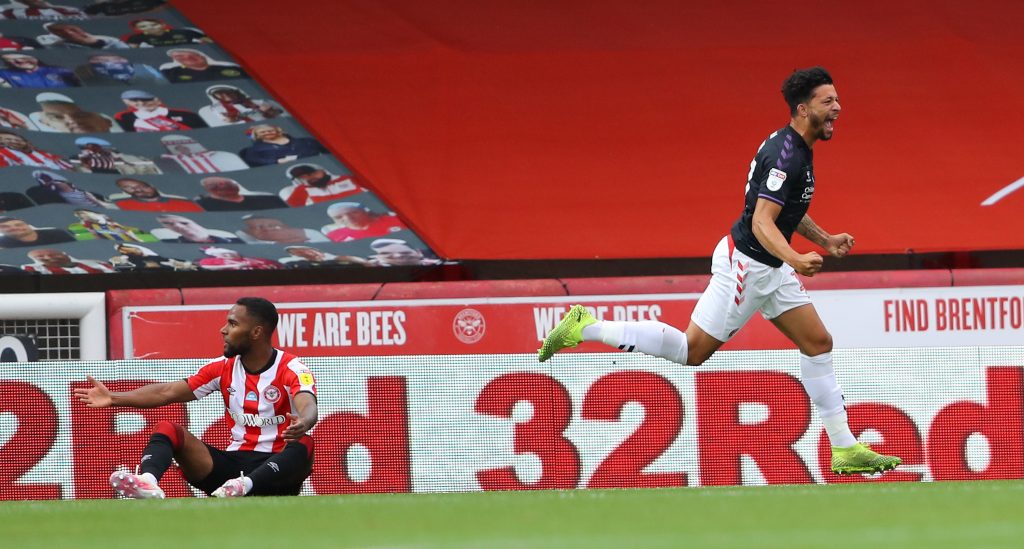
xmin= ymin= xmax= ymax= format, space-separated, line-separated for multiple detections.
xmin=0 ymin=0 xmax=440 ymax=280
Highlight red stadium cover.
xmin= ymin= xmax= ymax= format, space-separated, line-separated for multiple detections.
xmin=172 ymin=0 xmax=1024 ymax=260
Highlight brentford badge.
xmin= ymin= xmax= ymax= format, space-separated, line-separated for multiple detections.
xmin=453 ymin=308 xmax=485 ymax=344
xmin=263 ymin=386 xmax=281 ymax=403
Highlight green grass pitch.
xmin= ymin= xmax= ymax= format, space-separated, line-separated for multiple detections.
xmin=1 ymin=481 xmax=1021 ymax=548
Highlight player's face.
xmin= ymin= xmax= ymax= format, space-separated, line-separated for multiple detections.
xmin=134 ymin=20 xmax=167 ymax=35
xmin=203 ymin=178 xmax=240 ymax=197
xmin=29 ymin=249 xmax=71 ymax=266
xmin=3 ymin=55 xmax=37 ymax=71
xmin=170 ymin=51 xmax=207 ymax=68
xmin=0 ymin=219 xmax=34 ymax=238
xmin=804 ymin=84 xmax=841 ymax=141
xmin=40 ymin=103 xmax=110 ymax=134
xmin=159 ymin=215 xmax=205 ymax=236
xmin=332 ymin=208 xmax=371 ymax=227
xmin=0 ymin=133 xmax=29 ymax=150
xmin=252 ymin=126 xmax=282 ymax=140
xmin=75 ymin=210 xmax=107 ymax=223
xmin=374 ymin=244 xmax=423 ymax=266
xmin=245 ymin=218 xmax=299 ymax=242
xmin=213 ymin=90 xmax=242 ymax=102
xmin=221 ymin=304 xmax=257 ymax=358
xmin=117 ymin=179 xmax=158 ymax=199
xmin=123 ymin=97 xmax=161 ymax=111
xmin=297 ymin=170 xmax=330 ymax=187
xmin=51 ymin=25 xmax=91 ymax=42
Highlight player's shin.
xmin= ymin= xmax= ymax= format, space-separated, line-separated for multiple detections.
xmin=799 ymin=352 xmax=857 ymax=448
xmin=583 ymin=321 xmax=689 ymax=365
xmin=139 ymin=421 xmax=184 ymax=480
xmin=246 ymin=439 xmax=312 ymax=496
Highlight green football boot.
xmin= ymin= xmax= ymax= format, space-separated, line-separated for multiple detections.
xmin=537 ymin=304 xmax=597 ymax=362
xmin=831 ymin=442 xmax=902 ymax=475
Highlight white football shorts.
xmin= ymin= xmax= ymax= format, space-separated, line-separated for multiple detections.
xmin=691 ymin=235 xmax=811 ymax=342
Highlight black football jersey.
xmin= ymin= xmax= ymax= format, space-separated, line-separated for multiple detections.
xmin=730 ymin=125 xmax=815 ymax=267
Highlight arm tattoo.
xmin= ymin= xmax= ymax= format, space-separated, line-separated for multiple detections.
xmin=797 ymin=215 xmax=829 ymax=247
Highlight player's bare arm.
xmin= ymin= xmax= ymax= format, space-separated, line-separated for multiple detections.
xmin=797 ymin=214 xmax=854 ymax=258
xmin=74 ymin=375 xmax=196 ymax=408
xmin=751 ymin=198 xmax=823 ymax=276
xmin=283 ymin=391 xmax=318 ymax=442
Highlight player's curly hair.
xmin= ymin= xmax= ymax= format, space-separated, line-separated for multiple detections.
xmin=782 ymin=67 xmax=833 ymax=116
xmin=236 ymin=296 xmax=279 ymax=336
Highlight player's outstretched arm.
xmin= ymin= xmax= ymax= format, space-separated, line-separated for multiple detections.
xmin=283 ymin=392 xmax=318 ymax=442
xmin=74 ymin=375 xmax=196 ymax=409
xmin=797 ymin=214 xmax=855 ymax=258
xmin=752 ymin=199 xmax=823 ymax=276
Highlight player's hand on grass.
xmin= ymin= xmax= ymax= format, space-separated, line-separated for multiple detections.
xmin=825 ymin=233 xmax=855 ymax=258
xmin=792 ymin=251 xmax=824 ymax=276
xmin=283 ymin=413 xmax=310 ymax=441
xmin=75 ymin=375 xmax=113 ymax=408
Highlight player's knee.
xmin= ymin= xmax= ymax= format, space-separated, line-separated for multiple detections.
xmin=152 ymin=420 xmax=185 ymax=451
xmin=287 ymin=436 xmax=315 ymax=459
xmin=686 ymin=348 xmax=711 ymax=367
xmin=804 ymin=331 xmax=833 ymax=356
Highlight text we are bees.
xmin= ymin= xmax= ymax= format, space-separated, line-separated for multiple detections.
xmin=275 ymin=311 xmax=407 ymax=347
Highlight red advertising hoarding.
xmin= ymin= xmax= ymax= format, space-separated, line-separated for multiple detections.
xmin=123 ymin=286 xmax=1024 ymax=359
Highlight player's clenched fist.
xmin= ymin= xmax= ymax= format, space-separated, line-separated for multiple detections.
xmin=792 ymin=251 xmax=823 ymax=276
xmin=826 ymin=233 xmax=855 ymax=258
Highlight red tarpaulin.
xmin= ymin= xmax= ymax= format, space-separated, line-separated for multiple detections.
xmin=171 ymin=0 xmax=1024 ymax=260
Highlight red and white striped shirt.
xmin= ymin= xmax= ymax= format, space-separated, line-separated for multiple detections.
xmin=280 ymin=176 xmax=364 ymax=207
xmin=161 ymin=151 xmax=247 ymax=174
xmin=22 ymin=260 xmax=115 ymax=275
xmin=1 ymin=7 xmax=86 ymax=20
xmin=0 ymin=147 xmax=73 ymax=170
xmin=187 ymin=350 xmax=316 ymax=452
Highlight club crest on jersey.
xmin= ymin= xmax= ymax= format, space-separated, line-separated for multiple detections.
xmin=766 ymin=168 xmax=787 ymax=192
xmin=263 ymin=386 xmax=281 ymax=403
xmin=245 ymin=390 xmax=258 ymax=402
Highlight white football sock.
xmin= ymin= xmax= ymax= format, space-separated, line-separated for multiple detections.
xmin=582 ymin=321 xmax=688 ymax=365
xmin=800 ymin=352 xmax=857 ymax=447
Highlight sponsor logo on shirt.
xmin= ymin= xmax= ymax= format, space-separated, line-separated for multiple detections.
xmin=766 ymin=168 xmax=787 ymax=192
xmin=245 ymin=390 xmax=258 ymax=402
xmin=298 ymin=372 xmax=315 ymax=386
xmin=230 ymin=411 xmax=287 ymax=428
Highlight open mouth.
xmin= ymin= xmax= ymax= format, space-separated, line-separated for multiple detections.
xmin=824 ymin=116 xmax=837 ymax=132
